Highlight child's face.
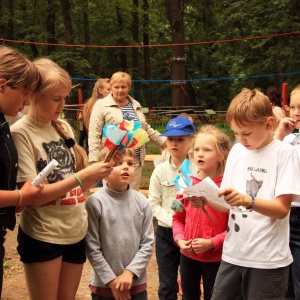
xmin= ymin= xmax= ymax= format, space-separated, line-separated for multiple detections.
xmin=193 ymin=133 xmax=221 ymax=175
xmin=106 ymin=152 xmax=134 ymax=192
xmin=289 ymin=94 xmax=300 ymax=129
xmin=32 ymin=83 xmax=68 ymax=122
xmin=166 ymin=135 xmax=192 ymax=159
xmin=230 ymin=118 xmax=273 ymax=150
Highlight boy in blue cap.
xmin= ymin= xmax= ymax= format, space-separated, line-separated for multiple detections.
xmin=149 ymin=116 xmax=196 ymax=300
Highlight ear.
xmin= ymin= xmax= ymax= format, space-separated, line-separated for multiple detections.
xmin=0 ymin=78 xmax=6 ymax=93
xmin=265 ymin=116 xmax=274 ymax=131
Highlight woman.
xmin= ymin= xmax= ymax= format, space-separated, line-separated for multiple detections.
xmin=0 ymin=46 xmax=44 ymax=298
xmin=82 ymin=78 xmax=110 ymax=133
xmin=11 ymin=58 xmax=115 ymax=300
xmin=88 ymin=71 xmax=166 ymax=190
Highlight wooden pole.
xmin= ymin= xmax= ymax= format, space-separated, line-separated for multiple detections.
xmin=282 ymin=82 xmax=288 ymax=107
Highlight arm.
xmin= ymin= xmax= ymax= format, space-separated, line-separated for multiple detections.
xmin=219 ymin=188 xmax=292 ymax=219
xmin=88 ymin=100 xmax=105 ymax=163
xmin=85 ymin=197 xmax=118 ymax=286
xmin=172 ymin=202 xmax=187 ymax=243
xmin=18 ymin=161 xmax=113 ymax=208
xmin=125 ymin=201 xmax=154 ymax=279
xmin=0 ymin=180 xmax=43 ymax=208
xmin=273 ymin=117 xmax=296 ymax=140
xmin=149 ymin=168 xmax=173 ymax=227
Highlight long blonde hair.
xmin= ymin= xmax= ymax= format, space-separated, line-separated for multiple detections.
xmin=83 ymin=78 xmax=110 ymax=130
xmin=33 ymin=58 xmax=88 ymax=171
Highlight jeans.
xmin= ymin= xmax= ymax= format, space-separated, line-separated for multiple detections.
xmin=91 ymin=291 xmax=147 ymax=300
xmin=156 ymin=225 xmax=181 ymax=300
xmin=286 ymin=207 xmax=300 ymax=300
xmin=0 ymin=230 xmax=6 ymax=299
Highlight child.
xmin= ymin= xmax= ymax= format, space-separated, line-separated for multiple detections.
xmin=172 ymin=125 xmax=231 ymax=300
xmin=149 ymin=116 xmax=196 ymax=300
xmin=85 ymin=148 xmax=154 ymax=300
xmin=197 ymin=88 xmax=300 ymax=300
xmin=274 ymin=84 xmax=300 ymax=300
xmin=11 ymin=58 xmax=114 ymax=300
xmin=0 ymin=45 xmax=44 ymax=298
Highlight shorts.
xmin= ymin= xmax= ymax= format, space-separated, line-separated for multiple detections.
xmin=17 ymin=226 xmax=86 ymax=264
xmin=211 ymin=261 xmax=289 ymax=300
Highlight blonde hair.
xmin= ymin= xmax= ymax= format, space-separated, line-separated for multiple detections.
xmin=83 ymin=78 xmax=110 ymax=130
xmin=291 ymin=84 xmax=300 ymax=99
xmin=226 ymin=88 xmax=273 ymax=127
xmin=33 ymin=58 xmax=88 ymax=171
xmin=110 ymin=71 xmax=131 ymax=88
xmin=0 ymin=46 xmax=41 ymax=92
xmin=194 ymin=125 xmax=231 ymax=174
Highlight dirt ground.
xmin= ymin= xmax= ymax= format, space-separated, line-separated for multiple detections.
xmin=1 ymin=214 xmax=162 ymax=300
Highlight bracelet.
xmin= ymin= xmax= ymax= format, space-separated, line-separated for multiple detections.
xmin=73 ymin=173 xmax=83 ymax=187
xmin=246 ymin=194 xmax=255 ymax=212
xmin=15 ymin=190 xmax=22 ymax=207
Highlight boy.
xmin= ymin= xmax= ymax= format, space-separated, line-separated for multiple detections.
xmin=85 ymin=148 xmax=154 ymax=300
xmin=203 ymin=88 xmax=300 ymax=300
xmin=149 ymin=116 xmax=196 ymax=300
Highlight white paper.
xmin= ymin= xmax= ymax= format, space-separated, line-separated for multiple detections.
xmin=183 ymin=176 xmax=245 ymax=212
xmin=31 ymin=159 xmax=58 ymax=186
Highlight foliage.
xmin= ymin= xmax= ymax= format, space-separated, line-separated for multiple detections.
xmin=0 ymin=0 xmax=300 ymax=109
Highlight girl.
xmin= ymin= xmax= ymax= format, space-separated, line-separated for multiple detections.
xmin=0 ymin=45 xmax=44 ymax=298
xmin=172 ymin=125 xmax=231 ymax=300
xmin=11 ymin=58 xmax=115 ymax=300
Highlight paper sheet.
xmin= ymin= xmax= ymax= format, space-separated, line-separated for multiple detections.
xmin=183 ymin=176 xmax=245 ymax=212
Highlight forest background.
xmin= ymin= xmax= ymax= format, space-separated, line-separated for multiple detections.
xmin=1 ymin=0 xmax=300 ymax=111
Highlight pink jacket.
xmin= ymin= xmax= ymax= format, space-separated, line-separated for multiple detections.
xmin=172 ymin=175 xmax=228 ymax=262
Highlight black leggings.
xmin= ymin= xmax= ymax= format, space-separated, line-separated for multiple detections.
xmin=180 ymin=254 xmax=220 ymax=300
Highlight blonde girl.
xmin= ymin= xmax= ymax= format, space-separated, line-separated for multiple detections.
xmin=11 ymin=58 xmax=114 ymax=300
xmin=172 ymin=125 xmax=231 ymax=300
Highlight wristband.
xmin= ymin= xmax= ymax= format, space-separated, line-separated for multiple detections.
xmin=73 ymin=173 xmax=83 ymax=187
xmin=246 ymin=194 xmax=255 ymax=212
xmin=15 ymin=190 xmax=22 ymax=207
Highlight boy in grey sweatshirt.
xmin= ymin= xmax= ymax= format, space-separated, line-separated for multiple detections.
xmin=85 ymin=148 xmax=154 ymax=300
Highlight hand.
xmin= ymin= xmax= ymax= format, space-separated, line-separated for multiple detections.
xmin=111 ymin=151 xmax=124 ymax=167
xmin=80 ymin=162 xmax=113 ymax=182
xmin=115 ymin=270 xmax=134 ymax=292
xmin=191 ymin=238 xmax=214 ymax=254
xmin=108 ymin=275 xmax=132 ymax=300
xmin=188 ymin=196 xmax=208 ymax=208
xmin=19 ymin=179 xmax=44 ymax=207
xmin=177 ymin=239 xmax=193 ymax=254
xmin=218 ymin=188 xmax=251 ymax=208
xmin=274 ymin=117 xmax=296 ymax=140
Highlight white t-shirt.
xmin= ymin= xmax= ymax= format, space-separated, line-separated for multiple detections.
xmin=221 ymin=139 xmax=300 ymax=269
xmin=11 ymin=116 xmax=87 ymax=244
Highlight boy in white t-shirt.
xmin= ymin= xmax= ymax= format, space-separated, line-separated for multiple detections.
xmin=195 ymin=88 xmax=300 ymax=300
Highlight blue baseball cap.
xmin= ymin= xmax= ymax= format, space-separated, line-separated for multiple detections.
xmin=160 ymin=117 xmax=196 ymax=136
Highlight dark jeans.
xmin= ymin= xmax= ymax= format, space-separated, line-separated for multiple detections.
xmin=180 ymin=254 xmax=220 ymax=300
xmin=0 ymin=230 xmax=6 ymax=299
xmin=91 ymin=291 xmax=147 ymax=300
xmin=286 ymin=207 xmax=300 ymax=300
xmin=156 ymin=225 xmax=181 ymax=300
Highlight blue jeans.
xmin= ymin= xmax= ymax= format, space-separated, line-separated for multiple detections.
xmin=156 ymin=225 xmax=181 ymax=300
xmin=91 ymin=291 xmax=147 ymax=300
xmin=286 ymin=207 xmax=300 ymax=300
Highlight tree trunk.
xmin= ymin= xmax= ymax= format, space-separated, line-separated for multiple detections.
xmin=59 ymin=0 xmax=75 ymax=75
xmin=143 ymin=0 xmax=152 ymax=108
xmin=165 ymin=0 xmax=187 ymax=106
xmin=47 ymin=0 xmax=57 ymax=55
xmin=132 ymin=0 xmax=141 ymax=102
xmin=116 ymin=2 xmax=128 ymax=70
xmin=7 ymin=0 xmax=14 ymax=39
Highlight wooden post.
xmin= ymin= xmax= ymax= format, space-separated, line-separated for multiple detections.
xmin=282 ymin=82 xmax=288 ymax=107
xmin=78 ymin=88 xmax=83 ymax=105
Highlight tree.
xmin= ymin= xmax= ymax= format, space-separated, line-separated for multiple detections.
xmin=165 ymin=0 xmax=188 ymax=106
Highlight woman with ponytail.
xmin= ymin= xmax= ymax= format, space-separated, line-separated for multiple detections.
xmin=10 ymin=58 xmax=115 ymax=300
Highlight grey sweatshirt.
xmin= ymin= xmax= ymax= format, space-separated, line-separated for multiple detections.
xmin=85 ymin=185 xmax=154 ymax=288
